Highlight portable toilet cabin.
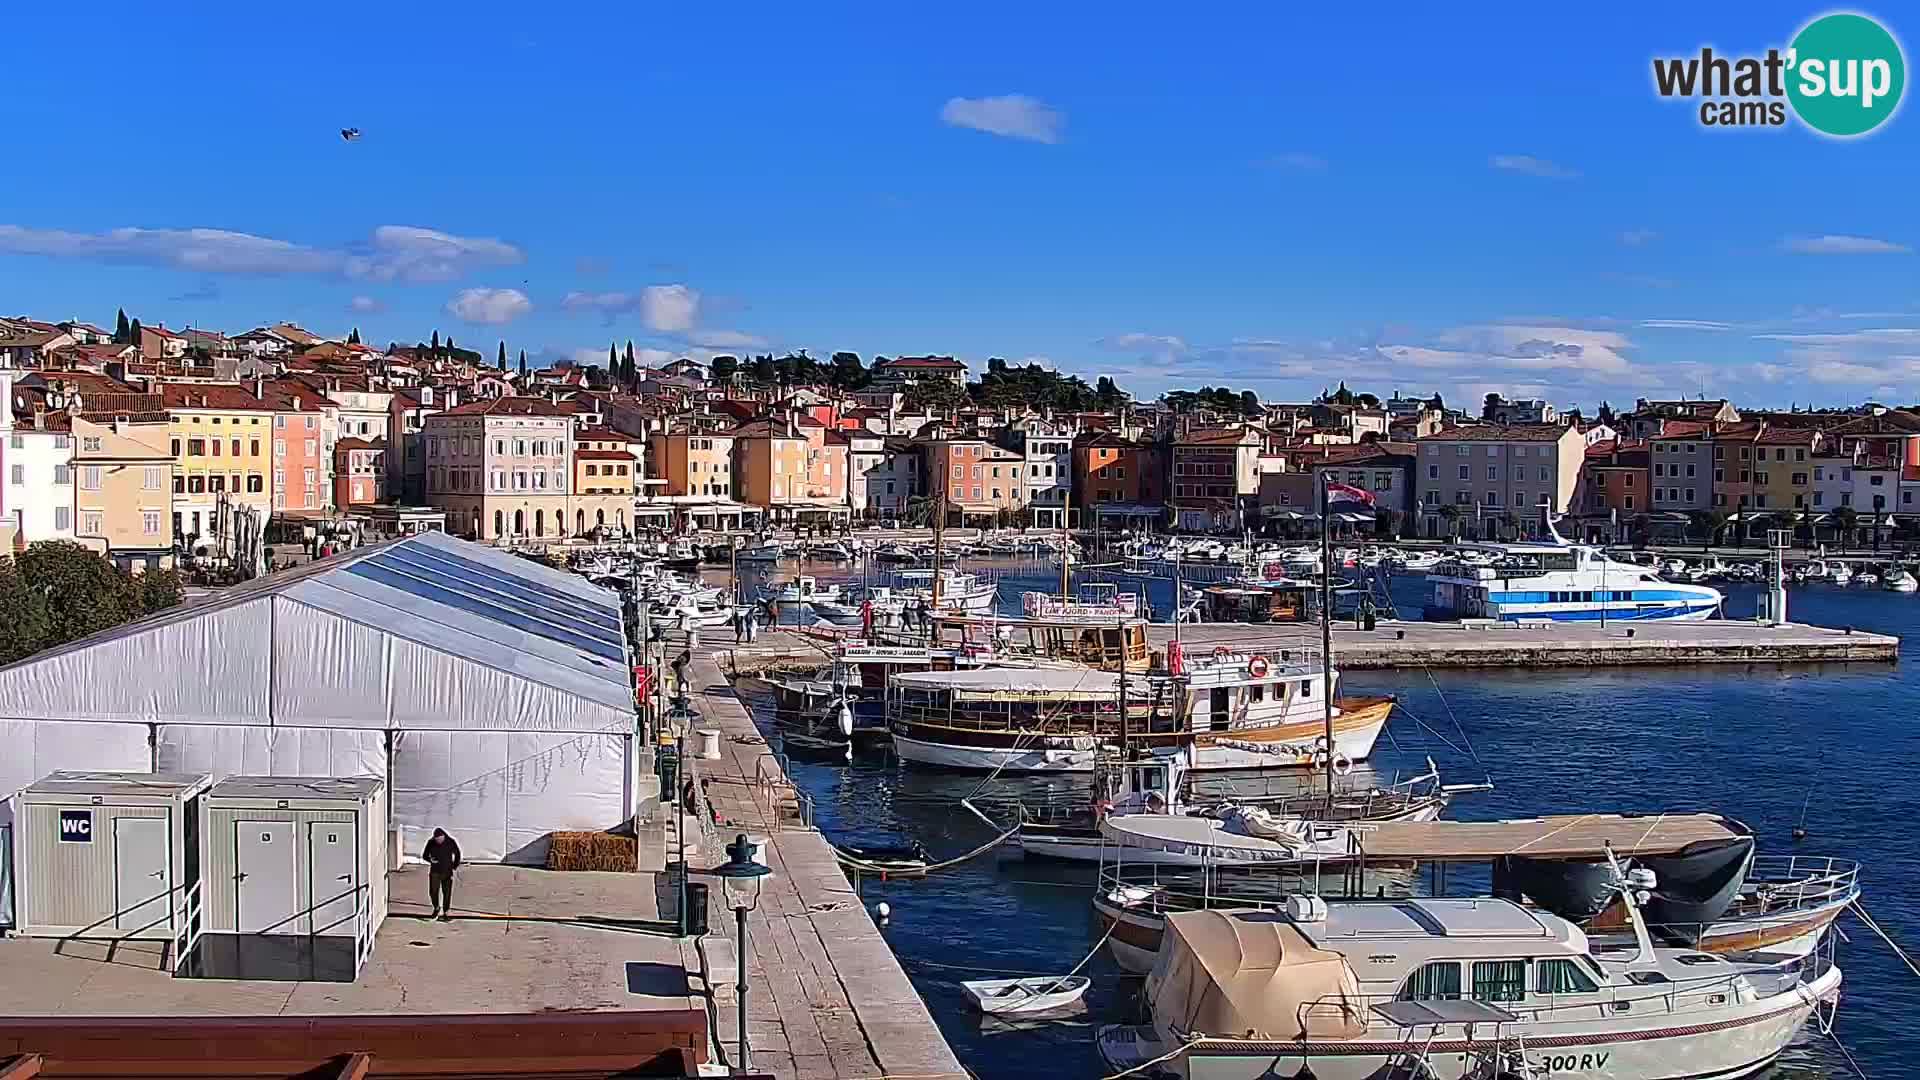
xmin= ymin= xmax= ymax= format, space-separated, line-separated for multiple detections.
xmin=197 ymin=776 xmax=388 ymax=981
xmin=8 ymin=771 xmax=212 ymax=953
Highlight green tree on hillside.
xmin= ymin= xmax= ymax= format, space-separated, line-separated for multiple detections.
xmin=113 ymin=309 xmax=131 ymax=344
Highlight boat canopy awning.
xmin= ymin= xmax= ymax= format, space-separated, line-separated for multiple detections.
xmin=1357 ymin=813 xmax=1748 ymax=861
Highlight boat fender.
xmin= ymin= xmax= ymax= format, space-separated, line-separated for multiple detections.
xmin=1331 ymin=751 xmax=1353 ymax=776
xmin=1311 ymin=749 xmax=1330 ymax=769
xmin=1248 ymin=655 xmax=1270 ymax=678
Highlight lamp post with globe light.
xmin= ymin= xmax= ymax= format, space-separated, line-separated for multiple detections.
xmin=708 ymin=833 xmax=772 ymax=1073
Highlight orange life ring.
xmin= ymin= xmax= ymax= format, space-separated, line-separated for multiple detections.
xmin=1248 ymin=655 xmax=1270 ymax=678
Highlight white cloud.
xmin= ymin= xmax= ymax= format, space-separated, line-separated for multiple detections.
xmin=1620 ymin=228 xmax=1658 ymax=246
xmin=641 ymin=284 xmax=700 ymax=332
xmin=1782 ymin=234 xmax=1910 ymax=255
xmin=1490 ymin=154 xmax=1580 ymax=179
xmin=348 ymin=295 xmax=385 ymax=313
xmin=0 ymin=224 xmax=339 ymax=274
xmin=445 ymin=287 xmax=532 ymax=325
xmin=1096 ymin=332 xmax=1188 ymax=355
xmin=1640 ymin=319 xmax=1732 ymax=331
xmin=346 ymin=225 xmax=523 ymax=282
xmin=0 ymin=222 xmax=523 ymax=283
xmin=687 ymin=328 xmax=766 ymax=349
xmin=560 ymin=282 xmax=703 ymax=331
xmin=940 ymin=94 xmax=1064 ymax=144
xmin=1754 ymin=328 xmax=1920 ymax=346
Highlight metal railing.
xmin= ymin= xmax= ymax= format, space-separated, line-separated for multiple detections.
xmin=171 ymin=878 xmax=204 ymax=976
xmin=755 ymin=752 xmax=815 ymax=830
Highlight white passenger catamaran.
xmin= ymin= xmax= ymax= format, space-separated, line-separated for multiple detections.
xmin=1426 ymin=516 xmax=1722 ymax=623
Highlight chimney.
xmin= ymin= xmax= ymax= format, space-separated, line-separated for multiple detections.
xmin=292 ymin=395 xmax=302 ymax=411
xmin=446 ymin=388 xmax=458 ymax=408
xmin=253 ymin=377 xmax=263 ymax=398
xmin=419 ymin=386 xmax=433 ymax=407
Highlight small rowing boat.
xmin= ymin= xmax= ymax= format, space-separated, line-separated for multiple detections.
xmin=961 ymin=975 xmax=1090 ymax=1015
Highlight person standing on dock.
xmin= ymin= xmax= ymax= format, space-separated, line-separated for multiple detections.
xmin=423 ymin=828 xmax=461 ymax=921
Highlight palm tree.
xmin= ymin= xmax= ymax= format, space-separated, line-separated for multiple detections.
xmin=1832 ymin=505 xmax=1860 ymax=551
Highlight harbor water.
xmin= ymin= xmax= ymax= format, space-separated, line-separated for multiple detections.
xmin=738 ymin=556 xmax=1916 ymax=1079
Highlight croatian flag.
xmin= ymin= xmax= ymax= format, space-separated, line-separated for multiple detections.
xmin=1325 ymin=479 xmax=1376 ymax=507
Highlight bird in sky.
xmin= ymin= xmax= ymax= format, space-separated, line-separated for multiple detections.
xmin=340 ymin=127 xmax=362 ymax=142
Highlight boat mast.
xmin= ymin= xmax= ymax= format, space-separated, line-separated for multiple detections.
xmin=1319 ymin=475 xmax=1335 ymax=801
xmin=931 ymin=470 xmax=947 ymax=625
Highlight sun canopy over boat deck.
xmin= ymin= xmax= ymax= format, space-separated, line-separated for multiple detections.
xmin=1356 ymin=813 xmax=1748 ymax=861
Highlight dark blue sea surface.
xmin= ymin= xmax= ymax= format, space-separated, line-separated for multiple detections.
xmin=744 ymin=557 xmax=1916 ymax=1079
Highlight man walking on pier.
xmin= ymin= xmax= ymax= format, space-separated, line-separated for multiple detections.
xmin=423 ymin=827 xmax=461 ymax=921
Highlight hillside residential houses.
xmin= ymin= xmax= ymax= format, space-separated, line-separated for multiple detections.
xmin=12 ymin=307 xmax=1920 ymax=567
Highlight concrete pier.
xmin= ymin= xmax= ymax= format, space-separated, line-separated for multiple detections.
xmin=718 ymin=617 xmax=1898 ymax=675
xmin=680 ymin=647 xmax=967 ymax=1080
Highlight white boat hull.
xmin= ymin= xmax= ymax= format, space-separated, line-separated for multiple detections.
xmin=891 ymin=715 xmax=1384 ymax=774
xmin=1110 ymin=966 xmax=1839 ymax=1080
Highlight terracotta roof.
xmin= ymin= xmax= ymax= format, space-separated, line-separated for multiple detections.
xmin=1647 ymin=420 xmax=1711 ymax=439
xmin=438 ymin=396 xmax=576 ymax=417
xmin=1420 ymin=423 xmax=1570 ymax=443
xmin=877 ymin=355 xmax=965 ymax=369
xmin=159 ymin=383 xmax=271 ymax=411
xmin=1754 ymin=426 xmax=1820 ymax=445
xmin=573 ymin=425 xmax=638 ymax=444
xmin=1178 ymin=427 xmax=1261 ymax=446
xmin=334 ymin=436 xmax=387 ymax=451
xmin=573 ymin=448 xmax=633 ymax=461
xmin=1827 ymin=410 xmax=1920 ymax=437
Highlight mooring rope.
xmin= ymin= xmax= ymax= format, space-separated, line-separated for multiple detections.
xmin=832 ymin=816 xmax=1022 ymax=876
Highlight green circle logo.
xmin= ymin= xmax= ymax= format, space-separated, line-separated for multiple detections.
xmin=1787 ymin=12 xmax=1906 ymax=137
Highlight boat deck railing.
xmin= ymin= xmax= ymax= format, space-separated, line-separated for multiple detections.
xmin=886 ymin=700 xmax=1182 ymax=734
xmin=1743 ymin=855 xmax=1861 ymax=913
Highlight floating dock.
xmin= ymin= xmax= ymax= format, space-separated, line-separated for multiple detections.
xmin=1149 ymin=619 xmax=1899 ymax=668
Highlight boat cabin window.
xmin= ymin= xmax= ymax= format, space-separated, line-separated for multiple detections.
xmin=1129 ymin=767 xmax=1166 ymax=794
xmin=1300 ymin=680 xmax=1312 ymax=699
xmin=1396 ymin=961 xmax=1461 ymax=1001
xmin=1534 ymin=958 xmax=1599 ymax=995
xmin=1625 ymin=971 xmax=1672 ymax=986
xmin=1249 ymin=684 xmax=1264 ymax=703
xmin=1471 ymin=960 xmax=1527 ymax=1003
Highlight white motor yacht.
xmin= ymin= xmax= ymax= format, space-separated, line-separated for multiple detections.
xmin=766 ymin=575 xmax=844 ymax=604
xmin=1884 ymin=568 xmax=1918 ymax=592
xmin=1099 ymin=865 xmax=1842 ymax=1080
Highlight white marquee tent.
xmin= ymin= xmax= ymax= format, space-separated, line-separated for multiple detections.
xmin=0 ymin=530 xmax=637 ymax=864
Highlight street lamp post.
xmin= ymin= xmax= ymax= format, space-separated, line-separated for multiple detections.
xmin=709 ymin=833 xmax=772 ymax=1074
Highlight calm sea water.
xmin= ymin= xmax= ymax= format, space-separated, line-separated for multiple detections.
xmin=741 ymin=557 xmax=1917 ymax=1079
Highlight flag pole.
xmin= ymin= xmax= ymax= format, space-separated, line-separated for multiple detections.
xmin=1320 ymin=475 xmax=1335 ymax=802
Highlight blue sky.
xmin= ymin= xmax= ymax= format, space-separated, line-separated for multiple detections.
xmin=3 ymin=3 xmax=1916 ymax=410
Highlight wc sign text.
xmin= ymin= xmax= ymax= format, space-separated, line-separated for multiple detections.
xmin=1652 ymin=12 xmax=1906 ymax=137
xmin=59 ymin=809 xmax=94 ymax=843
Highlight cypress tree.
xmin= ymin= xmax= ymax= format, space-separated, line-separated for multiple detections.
xmin=128 ymin=318 xmax=144 ymax=348
xmin=431 ymin=330 xmax=440 ymax=352
xmin=348 ymin=327 xmax=361 ymax=345
xmin=518 ymin=349 xmax=528 ymax=380
xmin=608 ymin=343 xmax=617 ymax=369
xmin=114 ymin=309 xmax=130 ymax=343
xmin=498 ymin=341 xmax=508 ymax=369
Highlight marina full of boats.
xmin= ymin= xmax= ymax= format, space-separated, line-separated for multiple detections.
xmin=552 ymin=527 xmax=1892 ymax=1078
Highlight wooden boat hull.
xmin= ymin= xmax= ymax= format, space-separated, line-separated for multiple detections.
xmin=889 ymin=697 xmax=1391 ymax=774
